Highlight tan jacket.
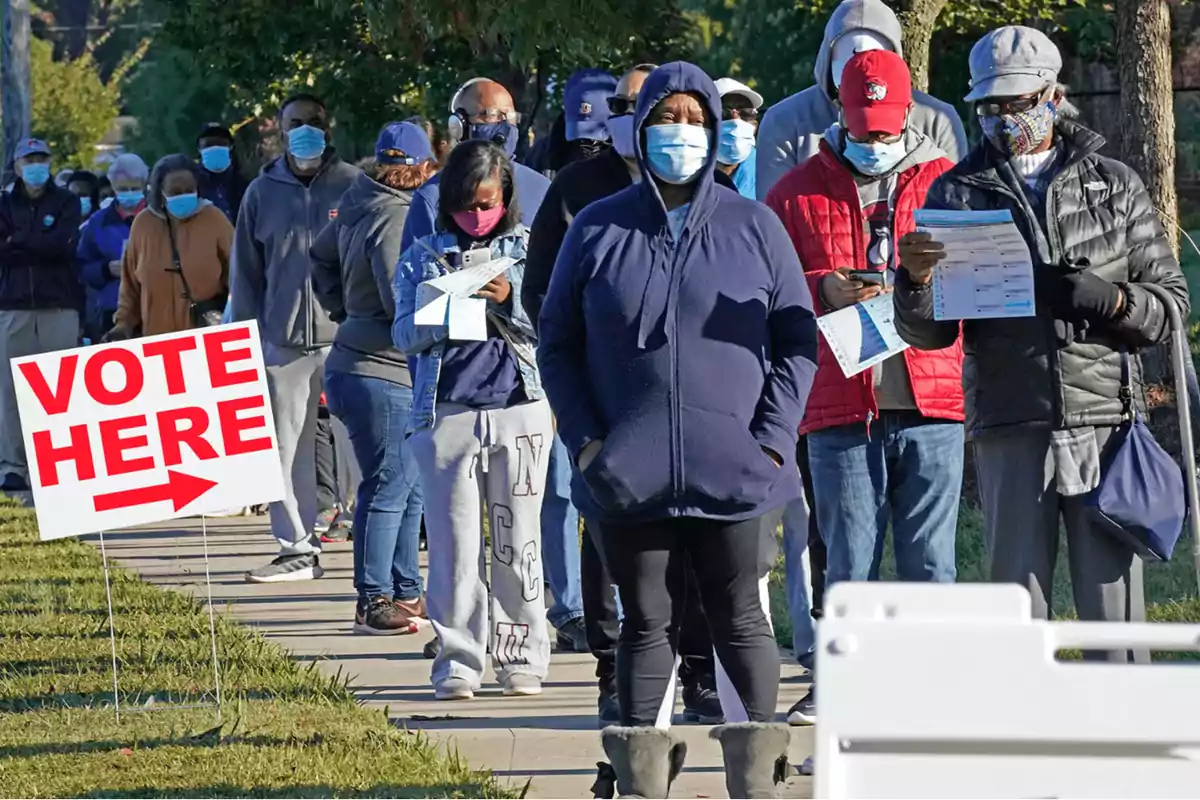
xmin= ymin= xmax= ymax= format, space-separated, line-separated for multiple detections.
xmin=114 ymin=205 xmax=231 ymax=337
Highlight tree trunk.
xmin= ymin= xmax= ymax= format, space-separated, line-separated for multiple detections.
xmin=892 ymin=0 xmax=948 ymax=93
xmin=2 ymin=0 xmax=32 ymax=186
xmin=1116 ymin=0 xmax=1178 ymax=257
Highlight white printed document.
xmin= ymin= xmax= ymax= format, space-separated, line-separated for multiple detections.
xmin=817 ymin=294 xmax=910 ymax=378
xmin=914 ymin=209 xmax=1036 ymax=321
xmin=414 ymin=256 xmax=515 ymax=341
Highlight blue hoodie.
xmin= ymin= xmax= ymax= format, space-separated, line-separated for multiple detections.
xmin=537 ymin=62 xmax=818 ymax=525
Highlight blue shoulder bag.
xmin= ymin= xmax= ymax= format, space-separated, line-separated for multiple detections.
xmin=1085 ymin=350 xmax=1186 ymax=561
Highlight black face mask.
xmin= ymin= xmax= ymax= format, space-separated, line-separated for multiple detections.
xmin=571 ymin=138 xmax=610 ymax=162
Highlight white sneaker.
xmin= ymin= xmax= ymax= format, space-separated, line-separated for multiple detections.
xmin=434 ymin=677 xmax=475 ymax=701
xmin=245 ymin=554 xmax=324 ymax=583
xmin=501 ymin=673 xmax=543 ymax=697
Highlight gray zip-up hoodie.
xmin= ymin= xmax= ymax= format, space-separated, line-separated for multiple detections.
xmin=755 ymin=0 xmax=968 ymax=200
xmin=310 ymin=170 xmax=412 ymax=386
xmin=229 ymin=153 xmax=358 ymax=351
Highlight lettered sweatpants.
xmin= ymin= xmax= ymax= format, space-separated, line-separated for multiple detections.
xmin=411 ymin=399 xmax=554 ymax=688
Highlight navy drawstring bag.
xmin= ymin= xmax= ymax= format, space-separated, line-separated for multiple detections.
xmin=1085 ymin=352 xmax=1186 ymax=561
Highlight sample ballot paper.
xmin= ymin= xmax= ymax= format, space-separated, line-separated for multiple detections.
xmin=914 ymin=209 xmax=1036 ymax=321
xmin=817 ymin=294 xmax=910 ymax=378
xmin=414 ymin=256 xmax=515 ymax=341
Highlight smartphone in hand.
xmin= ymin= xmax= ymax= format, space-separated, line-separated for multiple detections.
xmin=847 ymin=269 xmax=888 ymax=288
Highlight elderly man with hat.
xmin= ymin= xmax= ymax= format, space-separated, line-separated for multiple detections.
xmin=714 ymin=77 xmax=764 ymax=199
xmin=310 ymin=120 xmax=439 ymax=634
xmin=896 ymin=27 xmax=1190 ymax=651
xmin=768 ymin=48 xmax=964 ymax=728
xmin=0 ymin=138 xmax=83 ymax=492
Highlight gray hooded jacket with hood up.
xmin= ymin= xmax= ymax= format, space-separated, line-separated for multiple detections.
xmin=755 ymin=0 xmax=968 ymax=200
xmin=229 ymin=153 xmax=359 ymax=352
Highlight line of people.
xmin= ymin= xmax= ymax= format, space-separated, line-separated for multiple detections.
xmin=0 ymin=0 xmax=1190 ymax=795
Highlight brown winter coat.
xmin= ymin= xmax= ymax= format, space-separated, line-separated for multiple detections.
xmin=114 ymin=204 xmax=231 ymax=337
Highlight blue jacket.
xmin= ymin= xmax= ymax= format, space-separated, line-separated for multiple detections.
xmin=392 ymin=226 xmax=541 ymax=433
xmin=537 ymin=62 xmax=818 ymax=525
xmin=76 ymin=203 xmax=134 ymax=314
xmin=399 ymin=161 xmax=549 ymax=253
xmin=731 ymin=147 xmax=757 ymax=200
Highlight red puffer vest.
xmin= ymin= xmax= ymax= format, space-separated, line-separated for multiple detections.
xmin=766 ymin=141 xmax=964 ymax=435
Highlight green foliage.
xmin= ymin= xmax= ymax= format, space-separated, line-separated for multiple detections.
xmin=29 ymin=36 xmax=120 ymax=170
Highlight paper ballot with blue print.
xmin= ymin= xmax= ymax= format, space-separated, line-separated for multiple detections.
xmin=914 ymin=209 xmax=1036 ymax=321
xmin=817 ymin=294 xmax=909 ymax=379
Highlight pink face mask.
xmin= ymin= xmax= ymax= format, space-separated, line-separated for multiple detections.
xmin=451 ymin=205 xmax=506 ymax=238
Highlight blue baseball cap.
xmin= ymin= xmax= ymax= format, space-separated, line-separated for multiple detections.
xmin=375 ymin=121 xmax=433 ymax=165
xmin=563 ymin=69 xmax=618 ymax=142
xmin=14 ymin=138 xmax=51 ymax=159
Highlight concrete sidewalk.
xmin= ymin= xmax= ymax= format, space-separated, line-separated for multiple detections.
xmin=91 ymin=516 xmax=815 ymax=799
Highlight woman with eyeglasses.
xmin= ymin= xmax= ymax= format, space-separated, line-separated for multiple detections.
xmin=107 ymin=154 xmax=231 ymax=339
xmin=896 ymin=27 xmax=1189 ymax=652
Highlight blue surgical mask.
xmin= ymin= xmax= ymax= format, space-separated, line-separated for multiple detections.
xmin=165 ymin=192 xmax=200 ymax=219
xmin=717 ymin=119 xmax=756 ymax=166
xmin=200 ymin=145 xmax=232 ymax=172
xmin=645 ymin=124 xmax=711 ymax=185
xmin=468 ymin=121 xmax=519 ymax=159
xmin=607 ymin=114 xmax=637 ymax=159
xmin=20 ymin=163 xmax=50 ymax=188
xmin=116 ymin=189 xmax=144 ymax=209
xmin=843 ymin=137 xmax=907 ymax=176
xmin=286 ymin=125 xmax=327 ymax=161
xmin=78 ymin=197 xmax=92 ymax=217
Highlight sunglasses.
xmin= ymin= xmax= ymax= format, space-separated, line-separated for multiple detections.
xmin=607 ymin=95 xmax=636 ymax=116
xmin=721 ymin=107 xmax=759 ymax=121
xmin=975 ymin=87 xmax=1052 ymax=118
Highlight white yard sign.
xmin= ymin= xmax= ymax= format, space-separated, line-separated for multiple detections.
xmin=12 ymin=322 xmax=285 ymax=540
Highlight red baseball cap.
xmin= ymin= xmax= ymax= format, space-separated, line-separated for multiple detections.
xmin=839 ymin=50 xmax=912 ymax=139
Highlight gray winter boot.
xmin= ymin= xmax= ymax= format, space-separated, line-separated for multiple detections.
xmin=710 ymin=722 xmax=791 ymax=799
xmin=594 ymin=726 xmax=688 ymax=798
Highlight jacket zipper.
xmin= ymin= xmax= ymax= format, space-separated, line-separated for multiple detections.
xmin=1043 ymin=176 xmax=1067 ymax=430
xmin=303 ymin=187 xmax=314 ymax=350
xmin=666 ymin=231 xmax=684 ymax=498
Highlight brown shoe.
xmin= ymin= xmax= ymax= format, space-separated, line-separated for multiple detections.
xmin=393 ymin=596 xmax=429 ymax=628
xmin=353 ymin=596 xmax=417 ymax=635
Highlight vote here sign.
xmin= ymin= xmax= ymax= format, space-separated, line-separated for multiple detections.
xmin=10 ymin=322 xmax=285 ymax=540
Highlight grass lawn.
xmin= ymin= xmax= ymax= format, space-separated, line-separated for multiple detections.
xmin=0 ymin=500 xmax=510 ymax=799
xmin=769 ymin=502 xmax=1200 ymax=651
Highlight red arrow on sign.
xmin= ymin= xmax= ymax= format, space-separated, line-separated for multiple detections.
xmin=92 ymin=470 xmax=219 ymax=513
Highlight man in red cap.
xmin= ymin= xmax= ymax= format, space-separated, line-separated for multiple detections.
xmin=765 ymin=50 xmax=965 ymax=729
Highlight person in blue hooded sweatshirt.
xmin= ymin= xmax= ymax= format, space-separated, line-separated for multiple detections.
xmin=538 ymin=62 xmax=818 ymax=799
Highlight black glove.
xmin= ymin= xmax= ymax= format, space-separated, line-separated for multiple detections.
xmin=1039 ymin=270 xmax=1124 ymax=323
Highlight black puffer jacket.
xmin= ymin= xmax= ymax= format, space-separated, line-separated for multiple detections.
xmin=894 ymin=121 xmax=1190 ymax=436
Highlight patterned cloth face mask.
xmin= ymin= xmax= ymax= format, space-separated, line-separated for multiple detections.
xmin=980 ymin=99 xmax=1057 ymax=159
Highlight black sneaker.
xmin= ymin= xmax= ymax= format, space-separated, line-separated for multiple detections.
xmin=787 ymin=685 xmax=816 ymax=726
xmin=1 ymin=472 xmax=29 ymax=492
xmin=313 ymin=507 xmax=338 ymax=535
xmin=597 ymin=683 xmax=620 ymax=728
xmin=245 ymin=553 xmax=324 ymax=583
xmin=681 ymin=681 xmax=725 ymax=725
xmin=555 ymin=617 xmax=588 ymax=653
xmin=320 ymin=513 xmax=353 ymax=543
xmin=422 ymin=636 xmax=440 ymax=659
xmin=353 ymin=595 xmax=415 ymax=635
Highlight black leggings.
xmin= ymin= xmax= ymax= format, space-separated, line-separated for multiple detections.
xmin=603 ymin=515 xmax=779 ymax=725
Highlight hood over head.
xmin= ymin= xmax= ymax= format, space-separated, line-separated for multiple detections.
xmin=633 ymin=61 xmax=723 ymax=217
xmin=813 ymin=0 xmax=904 ymax=101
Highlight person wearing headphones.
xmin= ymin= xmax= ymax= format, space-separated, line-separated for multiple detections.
xmin=399 ymin=78 xmax=549 ymax=252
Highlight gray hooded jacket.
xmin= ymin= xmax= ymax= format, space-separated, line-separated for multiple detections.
xmin=310 ymin=170 xmax=412 ymax=386
xmin=229 ymin=153 xmax=359 ymax=351
xmin=755 ymin=0 xmax=968 ymax=200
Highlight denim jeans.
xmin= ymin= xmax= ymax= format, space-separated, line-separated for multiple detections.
xmin=324 ymin=371 xmax=425 ymax=601
xmin=808 ymin=413 xmax=963 ymax=587
xmin=781 ymin=495 xmax=816 ymax=670
xmin=542 ymin=434 xmax=584 ymax=628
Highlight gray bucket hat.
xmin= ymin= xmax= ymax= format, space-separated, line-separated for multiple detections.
xmin=964 ymin=26 xmax=1062 ymax=102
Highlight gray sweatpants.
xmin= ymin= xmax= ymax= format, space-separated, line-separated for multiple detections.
xmin=974 ymin=428 xmax=1147 ymax=663
xmin=264 ymin=345 xmax=327 ymax=556
xmin=0 ymin=309 xmax=79 ymax=480
xmin=411 ymin=399 xmax=554 ymax=687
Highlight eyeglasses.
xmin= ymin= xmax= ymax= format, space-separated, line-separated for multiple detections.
xmin=721 ymin=107 xmax=759 ymax=121
xmin=467 ymin=108 xmax=522 ymax=125
xmin=974 ymin=87 xmax=1051 ymax=118
xmin=607 ymin=96 xmax=636 ymax=116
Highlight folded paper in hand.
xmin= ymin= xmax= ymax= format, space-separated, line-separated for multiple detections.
xmin=414 ymin=256 xmax=516 ymax=341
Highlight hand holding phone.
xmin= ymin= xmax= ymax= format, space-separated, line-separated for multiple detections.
xmin=847 ymin=269 xmax=888 ymax=287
